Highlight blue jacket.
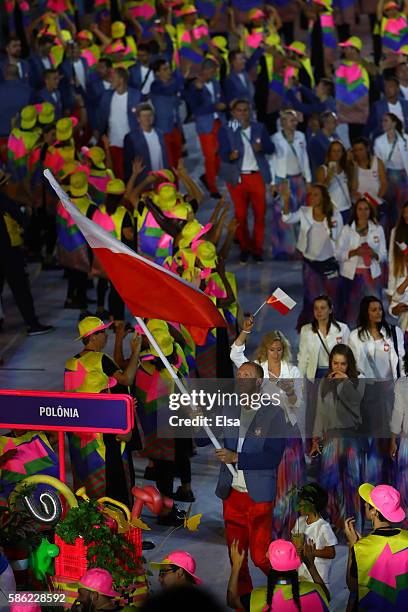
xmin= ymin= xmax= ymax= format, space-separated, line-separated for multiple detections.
xmin=87 ymin=74 xmax=111 ymax=130
xmin=98 ymin=87 xmax=141 ymax=136
xmin=124 ymin=127 xmax=168 ymax=182
xmin=28 ymin=53 xmax=51 ymax=90
xmin=218 ymin=121 xmax=274 ymax=185
xmin=213 ymin=403 xmax=287 ymax=503
xmin=128 ymin=61 xmax=152 ymax=95
xmin=37 ymin=88 xmax=63 ymax=119
xmin=150 ymin=75 xmax=184 ymax=134
xmin=307 ymin=130 xmax=339 ymax=179
xmin=285 ymin=86 xmax=336 ymax=116
xmin=59 ymin=57 xmax=89 ymax=109
xmin=367 ymin=97 xmax=408 ymax=138
xmin=0 ymin=58 xmax=31 ymax=83
xmin=188 ymin=79 xmax=226 ymax=134
xmin=222 ymin=47 xmax=263 ymax=105
xmin=0 ymin=80 xmax=34 ymax=136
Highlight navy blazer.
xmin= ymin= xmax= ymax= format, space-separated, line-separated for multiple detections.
xmin=124 ymin=127 xmax=168 ymax=182
xmin=307 ymin=130 xmax=339 ymax=179
xmin=187 ymin=79 xmax=226 ymax=134
xmin=367 ymin=97 xmax=408 ymax=138
xmin=98 ymin=87 xmax=141 ymax=136
xmin=128 ymin=61 xmax=153 ymax=95
xmin=0 ymin=80 xmax=34 ymax=136
xmin=37 ymin=88 xmax=63 ymax=119
xmin=222 ymin=47 xmax=262 ymax=105
xmin=28 ymin=53 xmax=51 ymax=90
xmin=87 ymin=74 xmax=111 ymax=130
xmin=150 ymin=75 xmax=184 ymax=134
xmin=0 ymin=58 xmax=31 ymax=84
xmin=214 ymin=403 xmax=287 ymax=503
xmin=285 ymin=86 xmax=337 ymax=117
xmin=218 ymin=121 xmax=274 ymax=185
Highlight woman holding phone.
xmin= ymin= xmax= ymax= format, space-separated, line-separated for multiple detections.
xmin=316 ymin=141 xmax=353 ymax=224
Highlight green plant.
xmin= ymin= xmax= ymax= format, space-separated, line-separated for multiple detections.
xmin=0 ymin=485 xmax=43 ymax=550
xmin=55 ymin=500 xmax=143 ymax=586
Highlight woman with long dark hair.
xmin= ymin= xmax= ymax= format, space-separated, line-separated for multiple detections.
xmin=282 ymin=184 xmax=343 ymax=330
xmin=349 ymin=296 xmax=405 ymax=486
xmin=311 ymin=344 xmax=365 ymax=532
xmin=349 ymin=137 xmax=387 ymax=226
xmin=388 ymin=202 xmax=408 ymax=346
xmin=227 ymin=539 xmax=330 ymax=611
xmin=374 ymin=112 xmax=408 ymax=235
xmin=336 ymin=197 xmax=387 ymax=326
xmin=316 ymin=140 xmax=353 ymax=223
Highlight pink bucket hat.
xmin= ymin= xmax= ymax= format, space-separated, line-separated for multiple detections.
xmin=79 ymin=568 xmax=119 ymax=598
xmin=359 ymin=483 xmax=406 ymax=523
xmin=151 ymin=550 xmax=202 ymax=584
xmin=267 ymin=540 xmax=302 ymax=572
xmin=11 ymin=606 xmax=42 ymax=612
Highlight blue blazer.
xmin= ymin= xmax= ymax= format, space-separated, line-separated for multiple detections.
xmin=58 ymin=57 xmax=89 ymax=111
xmin=150 ymin=75 xmax=184 ymax=134
xmin=0 ymin=80 xmax=34 ymax=136
xmin=222 ymin=47 xmax=262 ymax=105
xmin=367 ymin=97 xmax=408 ymax=138
xmin=37 ymin=88 xmax=63 ymax=119
xmin=0 ymin=58 xmax=31 ymax=84
xmin=188 ymin=79 xmax=226 ymax=134
xmin=128 ymin=61 xmax=152 ymax=94
xmin=124 ymin=127 xmax=168 ymax=182
xmin=307 ymin=130 xmax=339 ymax=179
xmin=98 ymin=87 xmax=141 ymax=136
xmin=87 ymin=74 xmax=111 ymax=130
xmin=28 ymin=53 xmax=50 ymax=90
xmin=285 ymin=86 xmax=337 ymax=116
xmin=218 ymin=121 xmax=274 ymax=185
xmin=213 ymin=403 xmax=287 ymax=503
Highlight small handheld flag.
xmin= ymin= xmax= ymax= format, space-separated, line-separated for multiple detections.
xmin=397 ymin=241 xmax=408 ymax=254
xmin=253 ymin=288 xmax=297 ymax=317
xmin=363 ymin=192 xmax=380 ymax=207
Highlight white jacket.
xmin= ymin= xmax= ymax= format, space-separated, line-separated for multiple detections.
xmin=390 ymin=376 xmax=408 ymax=434
xmin=282 ymin=206 xmax=343 ymax=257
xmin=297 ymin=322 xmax=351 ymax=380
xmin=335 ymin=220 xmax=387 ymax=280
xmin=387 ymin=227 xmax=408 ymax=297
xmin=270 ymin=130 xmax=312 ymax=184
xmin=349 ymin=326 xmax=405 ymax=380
xmin=374 ymin=133 xmax=408 ymax=175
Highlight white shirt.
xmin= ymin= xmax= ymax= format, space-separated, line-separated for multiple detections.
xmin=231 ymin=407 xmax=257 ymax=493
xmin=324 ymin=168 xmax=351 ymax=212
xmin=108 ymin=91 xmax=130 ymax=147
xmin=285 ymin=140 xmax=301 ymax=176
xmin=241 ymin=127 xmax=259 ymax=172
xmin=238 ymin=72 xmax=247 ymax=87
xmin=140 ymin=65 xmax=154 ymax=95
xmin=400 ymin=84 xmax=408 ymax=100
xmin=356 ymin=157 xmax=380 ymax=199
xmin=144 ymin=129 xmax=163 ymax=171
xmin=388 ymin=101 xmax=404 ymax=124
xmin=292 ymin=517 xmax=338 ymax=585
xmin=73 ymin=59 xmax=86 ymax=91
xmin=102 ymin=79 xmax=111 ymax=90
xmin=205 ymin=81 xmax=218 ymax=118
xmin=384 ymin=137 xmax=405 ymax=170
xmin=317 ymin=343 xmax=330 ymax=368
xmin=41 ymin=57 xmax=51 ymax=70
xmin=305 ymin=221 xmax=334 ymax=261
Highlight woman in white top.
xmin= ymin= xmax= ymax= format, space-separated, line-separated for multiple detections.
xmin=270 ymin=109 xmax=312 ymax=259
xmin=349 ymin=296 xmax=405 ymax=485
xmin=349 ymin=137 xmax=387 ymax=228
xmin=390 ymin=353 xmax=408 ymax=524
xmin=316 ymin=140 xmax=353 ymax=224
xmin=388 ymin=203 xmax=408 ymax=339
xmin=336 ymin=197 xmax=387 ymax=326
xmin=374 ymin=112 xmax=408 ymax=236
xmin=282 ymin=183 xmax=343 ymax=330
xmin=230 ymin=316 xmax=305 ymax=538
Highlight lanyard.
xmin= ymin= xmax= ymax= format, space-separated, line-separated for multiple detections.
xmin=387 ymin=137 xmax=398 ymax=162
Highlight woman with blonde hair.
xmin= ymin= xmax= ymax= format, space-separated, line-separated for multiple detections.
xmin=230 ymin=317 xmax=305 ymax=538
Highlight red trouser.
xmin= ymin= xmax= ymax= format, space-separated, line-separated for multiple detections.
xmin=164 ymin=128 xmax=183 ymax=169
xmin=223 ymin=489 xmax=273 ymax=596
xmin=198 ymin=119 xmax=221 ymax=193
xmin=109 ymin=146 xmax=124 ymax=180
xmin=227 ymin=172 xmax=266 ymax=256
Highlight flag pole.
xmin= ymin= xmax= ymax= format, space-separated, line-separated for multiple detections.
xmin=135 ymin=317 xmax=237 ymax=477
xmin=252 ymin=300 xmax=266 ymax=317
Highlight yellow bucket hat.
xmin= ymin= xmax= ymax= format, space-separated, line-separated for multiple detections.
xmin=171 ymin=202 xmax=193 ymax=221
xmin=38 ymin=102 xmax=55 ymax=125
xmin=149 ymin=169 xmax=176 ymax=183
xmin=69 ymin=171 xmax=88 ymax=197
xmin=106 ymin=179 xmax=125 ymax=195
xmin=111 ymin=21 xmax=126 ymax=39
xmin=21 ymin=105 xmax=37 ymax=130
xmin=149 ymin=330 xmax=174 ymax=357
xmin=196 ymin=241 xmax=217 ymax=269
xmin=147 ymin=319 xmax=170 ymax=338
xmin=286 ymin=41 xmax=307 ymax=57
xmin=178 ymin=220 xmax=212 ymax=248
xmin=339 ymin=36 xmax=362 ymax=52
xmin=56 ymin=117 xmax=74 ymax=141
xmin=157 ymin=182 xmax=177 ymax=211
xmin=77 ymin=29 xmax=93 ymax=43
xmin=87 ymin=146 xmax=106 ymax=169
xmin=76 ymin=316 xmax=113 ymax=341
xmin=212 ymin=36 xmax=228 ymax=52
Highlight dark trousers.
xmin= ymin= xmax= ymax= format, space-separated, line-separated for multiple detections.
xmin=154 ymin=438 xmax=192 ymax=497
xmin=66 ymin=269 xmax=88 ymax=309
xmin=26 ymin=207 xmax=56 ymax=259
xmin=104 ymin=434 xmax=135 ymax=507
xmin=0 ymin=247 xmax=38 ymax=327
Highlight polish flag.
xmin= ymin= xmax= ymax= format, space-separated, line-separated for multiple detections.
xmin=267 ymin=288 xmax=297 ymax=315
xmin=396 ymin=241 xmax=408 ymax=254
xmin=363 ymin=192 xmax=380 ymax=207
xmin=44 ymin=170 xmax=226 ymax=339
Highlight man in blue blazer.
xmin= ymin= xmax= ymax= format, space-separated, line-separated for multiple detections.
xmin=188 ymin=58 xmax=226 ymax=198
xmin=128 ymin=43 xmax=154 ymax=99
xmin=28 ymin=35 xmax=54 ymax=91
xmin=37 ymin=69 xmax=63 ymax=119
xmin=307 ymin=111 xmax=339 ymax=179
xmin=207 ymin=362 xmax=286 ymax=596
xmin=218 ymin=98 xmax=274 ymax=263
xmin=366 ymin=75 xmax=408 ymax=139
xmin=96 ymin=67 xmax=141 ymax=179
xmin=124 ymin=103 xmax=168 ymax=182
xmin=223 ymin=49 xmax=263 ymax=106
xmin=87 ymin=58 xmax=112 ymax=131
xmin=0 ymin=64 xmax=34 ymax=139
xmin=59 ymin=42 xmax=89 ymax=112
xmin=0 ymin=37 xmax=31 ymax=83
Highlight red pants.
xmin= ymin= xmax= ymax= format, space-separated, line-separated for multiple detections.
xmin=109 ymin=145 xmax=124 ymax=180
xmin=198 ymin=119 xmax=221 ymax=193
xmin=228 ymin=172 xmax=266 ymax=256
xmin=223 ymin=489 xmax=273 ymax=596
xmin=0 ymin=137 xmax=7 ymax=164
xmin=164 ymin=128 xmax=183 ymax=169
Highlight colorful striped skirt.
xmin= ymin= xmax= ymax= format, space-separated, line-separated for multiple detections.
xmin=296 ymin=258 xmax=339 ymax=331
xmin=338 ymin=269 xmax=382 ymax=328
xmin=273 ymin=436 xmax=306 ymax=539
xmin=271 ymin=174 xmax=306 ymax=259
xmin=386 ymin=168 xmax=408 ymax=236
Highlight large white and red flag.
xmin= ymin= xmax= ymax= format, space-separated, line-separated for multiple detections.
xmin=44 ymin=170 xmax=226 ymax=340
